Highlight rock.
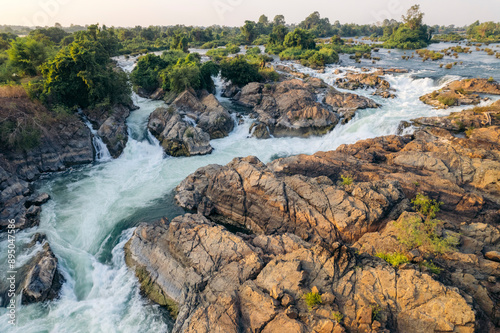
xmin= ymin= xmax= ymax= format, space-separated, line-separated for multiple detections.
xmin=150 ymin=88 xmax=165 ymax=100
xmin=21 ymin=241 xmax=64 ymax=304
xmin=175 ymin=155 xmax=404 ymax=244
xmin=25 ymin=193 xmax=50 ymax=207
xmin=484 ymin=251 xmax=500 ymax=262
xmin=148 ymin=90 xmax=235 ymax=156
xmin=148 ymin=107 xmax=213 ymax=157
xmin=323 ymin=88 xmax=380 ymax=111
xmin=336 ymin=73 xmax=391 ymax=91
xmin=126 ymin=214 xmax=478 ymax=333
xmin=221 ymin=83 xmax=240 ymax=98
xmin=420 ymin=78 xmax=500 ymax=109
xmin=234 ymin=79 xmax=339 ymax=138
xmin=0 ymin=96 xmax=94 ymax=231
xmin=94 ymin=104 xmax=131 ymax=158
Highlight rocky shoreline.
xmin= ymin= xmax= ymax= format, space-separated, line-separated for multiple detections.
xmin=126 ymin=101 xmax=500 ymax=332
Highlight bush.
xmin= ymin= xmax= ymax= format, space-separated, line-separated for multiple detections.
xmin=437 ymin=95 xmax=457 ymax=107
xmin=375 ymin=252 xmax=409 ymax=268
xmin=394 ymin=194 xmax=459 ymax=254
xmin=332 ymin=311 xmax=343 ymax=323
xmin=420 ymin=260 xmax=442 ymax=274
xmin=341 ymin=174 xmax=353 ymax=186
xmin=283 ymin=28 xmax=316 ymax=49
xmin=246 ymin=46 xmax=261 ymax=55
xmin=220 ymin=55 xmax=262 ymax=87
xmin=258 ymin=67 xmax=279 ymax=82
xmin=303 ymin=291 xmax=322 ymax=310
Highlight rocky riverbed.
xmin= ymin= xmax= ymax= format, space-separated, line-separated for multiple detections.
xmin=125 ymin=103 xmax=500 ymax=333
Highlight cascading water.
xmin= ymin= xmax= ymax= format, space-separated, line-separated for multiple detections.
xmin=79 ymin=111 xmax=112 ymax=162
xmin=1 ymin=43 xmax=499 ymax=332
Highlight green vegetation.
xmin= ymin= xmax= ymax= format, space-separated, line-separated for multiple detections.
xmin=415 ymin=49 xmax=443 ymax=61
xmin=0 ymin=118 xmax=40 ymax=151
xmin=303 ymin=291 xmax=322 ymax=310
xmin=437 ymin=95 xmax=457 ymax=107
xmin=220 ymin=55 xmax=262 ymax=87
xmin=371 ymin=305 xmax=382 ymax=322
xmin=340 ymin=174 xmax=353 ymax=186
xmin=40 ymin=25 xmax=130 ymax=109
xmin=375 ymin=252 xmax=410 ymax=268
xmin=383 ymin=5 xmax=432 ymax=49
xmin=206 ymin=43 xmax=240 ymax=61
xmin=332 ymin=311 xmax=343 ymax=323
xmin=467 ymin=21 xmax=500 ymax=42
xmin=394 ymin=194 xmax=459 ymax=254
xmin=131 ymin=51 xmax=219 ymax=94
xmin=420 ymin=260 xmax=443 ymax=274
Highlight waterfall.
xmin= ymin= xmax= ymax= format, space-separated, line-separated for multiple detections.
xmin=79 ymin=110 xmax=112 ymax=162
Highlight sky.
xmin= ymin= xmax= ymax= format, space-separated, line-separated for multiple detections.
xmin=1 ymin=0 xmax=499 ymax=28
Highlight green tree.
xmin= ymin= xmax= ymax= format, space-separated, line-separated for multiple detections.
xmin=269 ymin=25 xmax=288 ymax=45
xmin=402 ymin=5 xmax=424 ymax=30
xmin=283 ymin=28 xmax=316 ymax=49
xmin=41 ymin=25 xmax=130 ymax=108
xmin=169 ymin=62 xmax=200 ymax=92
xmin=273 ymin=15 xmax=286 ymax=26
xmin=220 ymin=55 xmax=261 ymax=87
xmin=241 ymin=20 xmax=257 ymax=44
xmin=8 ymin=37 xmax=50 ymax=76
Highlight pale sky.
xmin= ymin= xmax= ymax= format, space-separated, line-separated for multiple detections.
xmin=1 ymin=0 xmax=499 ymax=28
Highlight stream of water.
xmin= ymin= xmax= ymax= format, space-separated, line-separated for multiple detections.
xmin=0 ymin=42 xmax=499 ymax=333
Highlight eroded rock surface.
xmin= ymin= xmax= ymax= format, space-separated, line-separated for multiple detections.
xmin=148 ymin=89 xmax=234 ymax=156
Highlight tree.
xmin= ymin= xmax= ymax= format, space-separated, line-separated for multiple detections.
xmin=241 ymin=20 xmax=257 ymax=44
xmin=169 ymin=62 xmax=200 ymax=92
xmin=273 ymin=15 xmax=286 ymax=26
xmin=283 ymin=28 xmax=316 ymax=49
xmin=258 ymin=15 xmax=269 ymax=25
xmin=402 ymin=4 xmax=424 ymax=30
xmin=8 ymin=37 xmax=50 ymax=76
xmin=41 ymin=25 xmax=130 ymax=108
xmin=269 ymin=25 xmax=288 ymax=45
xmin=220 ymin=55 xmax=261 ymax=87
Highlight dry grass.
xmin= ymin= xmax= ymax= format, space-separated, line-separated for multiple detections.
xmin=0 ymin=85 xmax=28 ymax=98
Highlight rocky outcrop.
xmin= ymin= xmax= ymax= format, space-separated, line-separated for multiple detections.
xmin=0 ymin=97 xmax=94 ymax=231
xmin=0 ymin=234 xmax=63 ymax=306
xmin=125 ymin=214 xmax=478 ymax=333
xmin=21 ymin=239 xmax=64 ymax=304
xmin=335 ymin=72 xmax=395 ymax=98
xmin=323 ymin=88 xmax=380 ymax=124
xmin=420 ymin=78 xmax=500 ymax=109
xmin=148 ymin=89 xmax=234 ymax=157
xmin=148 ymin=107 xmax=212 ymax=157
xmin=234 ymin=79 xmax=339 ymax=138
xmin=83 ymin=103 xmax=136 ymax=158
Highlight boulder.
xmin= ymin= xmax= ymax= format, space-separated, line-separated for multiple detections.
xmin=234 ymin=79 xmax=339 ymax=138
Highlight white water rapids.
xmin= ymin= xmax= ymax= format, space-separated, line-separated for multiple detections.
xmin=0 ymin=50 xmax=498 ymax=333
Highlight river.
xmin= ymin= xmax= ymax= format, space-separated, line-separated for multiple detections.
xmin=0 ymin=41 xmax=499 ymax=333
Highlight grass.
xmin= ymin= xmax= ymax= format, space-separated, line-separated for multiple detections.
xmin=332 ymin=311 xmax=343 ymax=323
xmin=394 ymin=194 xmax=459 ymax=254
xmin=371 ymin=304 xmax=382 ymax=322
xmin=341 ymin=174 xmax=353 ymax=186
xmin=375 ymin=252 xmax=409 ymax=268
xmin=437 ymin=95 xmax=457 ymax=107
xmin=0 ymin=84 xmax=27 ymax=98
xmin=303 ymin=291 xmax=322 ymax=310
xmin=420 ymin=260 xmax=443 ymax=274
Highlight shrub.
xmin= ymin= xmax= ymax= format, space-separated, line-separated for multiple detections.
xmin=375 ymin=252 xmax=409 ymax=268
xmin=341 ymin=174 xmax=353 ymax=186
xmin=437 ymin=95 xmax=456 ymax=107
xmin=258 ymin=67 xmax=279 ymax=82
xmin=465 ymin=127 xmax=475 ymax=137
xmin=371 ymin=305 xmax=382 ymax=321
xmin=420 ymin=260 xmax=442 ymax=274
xmin=303 ymin=291 xmax=322 ymax=310
xmin=394 ymin=194 xmax=459 ymax=254
xmin=488 ymin=76 xmax=494 ymax=82
xmin=184 ymin=128 xmax=194 ymax=138
xmin=332 ymin=311 xmax=343 ymax=323
xmin=220 ymin=55 xmax=262 ymax=87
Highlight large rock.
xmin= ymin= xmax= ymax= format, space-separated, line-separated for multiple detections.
xmin=148 ymin=90 xmax=234 ymax=156
xmin=234 ymin=79 xmax=339 ymax=138
xmin=125 ymin=214 xmax=477 ymax=333
xmin=0 ymin=97 xmax=94 ymax=231
xmin=323 ymin=88 xmax=380 ymax=124
xmin=335 ymin=72 xmax=395 ymax=98
xmin=420 ymin=78 xmax=500 ymax=109
xmin=21 ymin=241 xmax=64 ymax=304
xmin=148 ymin=107 xmax=212 ymax=157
